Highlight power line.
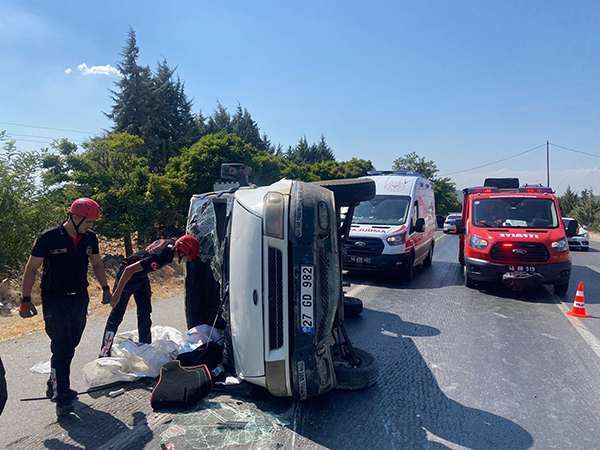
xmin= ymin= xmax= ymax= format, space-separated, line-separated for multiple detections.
xmin=549 ymin=143 xmax=600 ymax=159
xmin=5 ymin=133 xmax=85 ymax=143
xmin=439 ymin=144 xmax=546 ymax=177
xmin=0 ymin=121 xmax=93 ymax=134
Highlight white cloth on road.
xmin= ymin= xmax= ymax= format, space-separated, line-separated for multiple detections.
xmin=83 ymin=325 xmax=185 ymax=387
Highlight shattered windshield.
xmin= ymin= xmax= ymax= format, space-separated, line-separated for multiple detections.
xmin=472 ymin=198 xmax=559 ymax=228
xmin=352 ymin=195 xmax=410 ymax=226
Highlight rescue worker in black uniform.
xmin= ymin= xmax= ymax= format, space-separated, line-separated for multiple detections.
xmin=20 ymin=198 xmax=112 ymax=417
xmin=99 ymin=235 xmax=200 ymax=357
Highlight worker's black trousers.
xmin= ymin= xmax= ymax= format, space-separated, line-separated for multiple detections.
xmin=43 ymin=293 xmax=88 ymax=402
xmin=100 ymin=270 xmax=152 ymax=357
xmin=0 ymin=356 xmax=7 ymax=415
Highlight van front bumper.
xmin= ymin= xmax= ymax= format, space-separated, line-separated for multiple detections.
xmin=344 ymin=252 xmax=411 ymax=272
xmin=465 ymin=256 xmax=571 ymax=289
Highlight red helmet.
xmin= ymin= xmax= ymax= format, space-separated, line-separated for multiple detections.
xmin=174 ymin=235 xmax=200 ymax=261
xmin=69 ymin=198 xmax=100 ymax=219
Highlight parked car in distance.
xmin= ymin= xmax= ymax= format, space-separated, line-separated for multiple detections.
xmin=562 ymin=218 xmax=590 ymax=251
xmin=443 ymin=213 xmax=462 ymax=233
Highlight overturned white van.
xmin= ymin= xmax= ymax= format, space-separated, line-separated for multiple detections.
xmin=344 ymin=171 xmax=436 ymax=281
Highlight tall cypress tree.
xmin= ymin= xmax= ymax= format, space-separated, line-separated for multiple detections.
xmin=106 ymin=27 xmax=153 ymax=139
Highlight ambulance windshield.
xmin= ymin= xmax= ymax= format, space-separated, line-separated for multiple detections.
xmin=472 ymin=198 xmax=559 ymax=228
xmin=352 ymin=195 xmax=410 ymax=226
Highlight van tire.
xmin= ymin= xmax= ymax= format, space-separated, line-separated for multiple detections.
xmin=423 ymin=245 xmax=433 ymax=267
xmin=554 ymin=282 xmax=569 ymax=295
xmin=313 ymin=178 xmax=376 ymax=206
xmin=402 ymin=252 xmax=414 ymax=282
xmin=343 ymin=296 xmax=363 ymax=317
xmin=464 ymin=266 xmax=476 ymax=289
xmin=334 ymin=348 xmax=379 ymax=390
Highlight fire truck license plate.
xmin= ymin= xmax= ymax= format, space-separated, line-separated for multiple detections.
xmin=300 ymin=266 xmax=315 ymax=334
xmin=508 ymin=265 xmax=536 ymax=273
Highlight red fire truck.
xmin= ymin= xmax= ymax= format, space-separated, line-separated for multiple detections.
xmin=456 ymin=178 xmax=578 ymax=293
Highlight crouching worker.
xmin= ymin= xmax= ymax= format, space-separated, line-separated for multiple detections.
xmin=20 ymin=198 xmax=112 ymax=417
xmin=99 ymin=235 xmax=200 ymax=357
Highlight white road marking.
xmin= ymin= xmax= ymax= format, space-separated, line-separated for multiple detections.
xmin=554 ymin=293 xmax=600 ymax=360
xmin=435 ymin=233 xmax=449 ymax=242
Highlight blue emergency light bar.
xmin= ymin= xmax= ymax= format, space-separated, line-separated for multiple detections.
xmin=367 ymin=170 xmax=421 ymax=177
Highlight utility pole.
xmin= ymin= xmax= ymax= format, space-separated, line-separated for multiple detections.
xmin=546 ymin=141 xmax=550 ymax=187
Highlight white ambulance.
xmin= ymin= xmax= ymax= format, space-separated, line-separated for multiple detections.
xmin=344 ymin=170 xmax=436 ymax=281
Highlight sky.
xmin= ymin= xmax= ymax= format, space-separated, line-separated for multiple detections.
xmin=1 ymin=0 xmax=599 ymax=195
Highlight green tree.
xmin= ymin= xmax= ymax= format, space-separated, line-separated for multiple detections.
xmin=558 ymin=185 xmax=579 ymax=217
xmin=392 ymin=152 xmax=438 ymax=180
xmin=392 ymin=152 xmax=461 ymax=216
xmin=286 ymin=135 xmax=336 ymax=165
xmin=165 ymin=133 xmax=282 ymax=198
xmin=43 ymin=133 xmax=185 ymax=256
xmin=106 ymin=27 xmax=153 ymax=140
xmin=571 ymin=189 xmax=600 ymax=230
xmin=0 ymin=134 xmax=64 ymax=274
xmin=145 ymin=59 xmax=200 ymax=172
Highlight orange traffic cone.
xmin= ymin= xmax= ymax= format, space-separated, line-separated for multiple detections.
xmin=567 ymin=282 xmax=591 ymax=318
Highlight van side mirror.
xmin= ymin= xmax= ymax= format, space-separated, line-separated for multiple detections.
xmin=413 ymin=218 xmax=425 ymax=233
xmin=566 ymin=220 xmax=578 ymax=238
xmin=454 ymin=219 xmax=465 ymax=234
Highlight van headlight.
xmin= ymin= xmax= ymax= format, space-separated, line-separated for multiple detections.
xmin=552 ymin=238 xmax=568 ymax=252
xmin=469 ymin=235 xmax=489 ymax=250
xmin=386 ymin=234 xmax=404 ymax=246
xmin=264 ymin=192 xmax=285 ymax=239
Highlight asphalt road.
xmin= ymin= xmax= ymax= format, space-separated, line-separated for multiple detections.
xmin=1 ymin=232 xmax=600 ymax=449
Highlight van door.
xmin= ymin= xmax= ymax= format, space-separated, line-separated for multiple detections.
xmin=410 ymin=200 xmax=426 ymax=261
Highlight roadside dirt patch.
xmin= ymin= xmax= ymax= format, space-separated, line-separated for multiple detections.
xmin=0 ymin=235 xmax=186 ymax=342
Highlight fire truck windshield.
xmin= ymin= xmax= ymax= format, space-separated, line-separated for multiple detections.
xmin=472 ymin=198 xmax=559 ymax=228
xmin=353 ymin=195 xmax=410 ymax=225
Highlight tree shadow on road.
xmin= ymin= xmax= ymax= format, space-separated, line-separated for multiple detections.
xmin=269 ymin=309 xmax=533 ymax=450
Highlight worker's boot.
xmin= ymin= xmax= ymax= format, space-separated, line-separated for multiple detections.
xmin=56 ymin=398 xmax=74 ymax=418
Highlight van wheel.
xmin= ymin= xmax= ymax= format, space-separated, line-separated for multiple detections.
xmin=464 ymin=266 xmax=476 ymax=288
xmin=402 ymin=252 xmax=414 ymax=282
xmin=313 ymin=178 xmax=376 ymax=206
xmin=423 ymin=245 xmax=433 ymax=267
xmin=344 ymin=296 xmax=363 ymax=317
xmin=554 ymin=282 xmax=569 ymax=295
xmin=334 ymin=348 xmax=379 ymax=390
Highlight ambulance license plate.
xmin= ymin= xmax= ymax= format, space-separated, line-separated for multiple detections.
xmin=300 ymin=265 xmax=315 ymax=334
xmin=508 ymin=265 xmax=535 ymax=273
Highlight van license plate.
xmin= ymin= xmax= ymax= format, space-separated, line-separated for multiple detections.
xmin=508 ymin=265 xmax=535 ymax=273
xmin=300 ymin=266 xmax=315 ymax=334
xmin=349 ymin=256 xmax=372 ymax=264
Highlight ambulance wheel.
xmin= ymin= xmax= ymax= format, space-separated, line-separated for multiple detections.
xmin=464 ymin=266 xmax=476 ymax=289
xmin=334 ymin=348 xmax=379 ymax=390
xmin=343 ymin=296 xmax=363 ymax=317
xmin=313 ymin=178 xmax=376 ymax=206
xmin=423 ymin=245 xmax=433 ymax=267
xmin=402 ymin=252 xmax=414 ymax=282
xmin=554 ymin=282 xmax=569 ymax=295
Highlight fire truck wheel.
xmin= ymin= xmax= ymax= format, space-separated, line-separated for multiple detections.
xmin=464 ymin=266 xmax=476 ymax=289
xmin=334 ymin=348 xmax=379 ymax=390
xmin=313 ymin=178 xmax=376 ymax=206
xmin=554 ymin=282 xmax=569 ymax=295
xmin=343 ymin=296 xmax=363 ymax=317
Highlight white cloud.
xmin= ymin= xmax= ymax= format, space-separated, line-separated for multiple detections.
xmin=64 ymin=68 xmax=72 ymax=74
xmin=77 ymin=63 xmax=122 ymax=77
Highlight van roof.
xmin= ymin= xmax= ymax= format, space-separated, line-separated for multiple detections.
xmin=362 ymin=173 xmax=434 ymax=195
